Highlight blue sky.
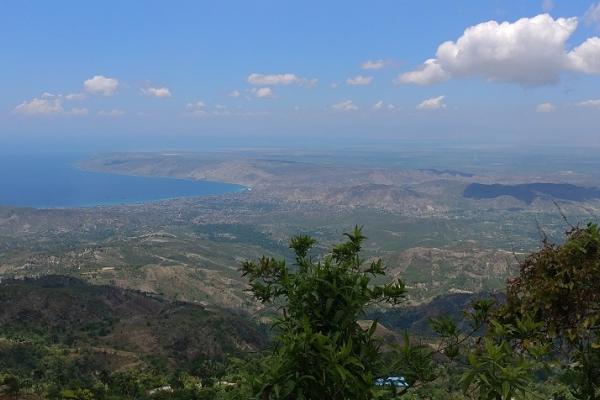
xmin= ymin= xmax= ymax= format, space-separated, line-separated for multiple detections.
xmin=2 ymin=0 xmax=600 ymax=152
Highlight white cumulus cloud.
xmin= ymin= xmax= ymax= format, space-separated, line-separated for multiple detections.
xmin=396 ymin=59 xmax=449 ymax=85
xmin=361 ymin=59 xmax=385 ymax=70
xmin=567 ymin=37 xmax=600 ymax=73
xmin=247 ymin=73 xmax=316 ymax=86
xmin=346 ymin=75 xmax=373 ymax=85
xmin=397 ymin=14 xmax=600 ymax=86
xmin=65 ymin=93 xmax=86 ymax=100
xmin=372 ymin=100 xmax=395 ymax=110
xmin=576 ymin=99 xmax=600 ymax=108
xmin=252 ymin=87 xmax=275 ymax=98
xmin=142 ymin=86 xmax=172 ymax=98
xmin=247 ymin=73 xmax=299 ymax=85
xmin=228 ymin=90 xmax=241 ymax=98
xmin=13 ymin=92 xmax=91 ymax=116
xmin=332 ymin=100 xmax=358 ymax=111
xmin=536 ymin=102 xmax=556 ymax=112
xmin=84 ymin=75 xmax=119 ymax=95
xmin=13 ymin=94 xmax=63 ymax=115
xmin=417 ymin=95 xmax=446 ymax=110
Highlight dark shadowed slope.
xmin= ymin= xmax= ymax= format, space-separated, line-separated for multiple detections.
xmin=0 ymin=275 xmax=267 ymax=363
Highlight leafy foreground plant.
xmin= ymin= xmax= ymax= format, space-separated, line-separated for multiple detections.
xmin=239 ymin=226 xmax=406 ymax=400
xmin=500 ymin=222 xmax=600 ymax=399
xmin=442 ymin=222 xmax=600 ymax=400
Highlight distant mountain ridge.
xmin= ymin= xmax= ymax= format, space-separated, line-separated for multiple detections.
xmin=418 ymin=168 xmax=474 ymax=178
xmin=464 ymin=182 xmax=600 ymax=204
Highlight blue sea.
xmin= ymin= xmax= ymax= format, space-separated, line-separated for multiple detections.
xmin=0 ymin=153 xmax=244 ymax=208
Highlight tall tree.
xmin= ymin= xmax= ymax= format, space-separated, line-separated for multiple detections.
xmin=241 ymin=227 xmax=406 ymax=400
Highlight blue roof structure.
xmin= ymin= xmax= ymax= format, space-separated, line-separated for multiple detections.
xmin=374 ymin=376 xmax=409 ymax=388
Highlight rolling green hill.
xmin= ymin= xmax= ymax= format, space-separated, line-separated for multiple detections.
xmin=0 ymin=275 xmax=267 ymax=361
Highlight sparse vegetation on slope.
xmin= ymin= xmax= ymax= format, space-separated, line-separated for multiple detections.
xmin=0 ymin=276 xmax=267 ymax=399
